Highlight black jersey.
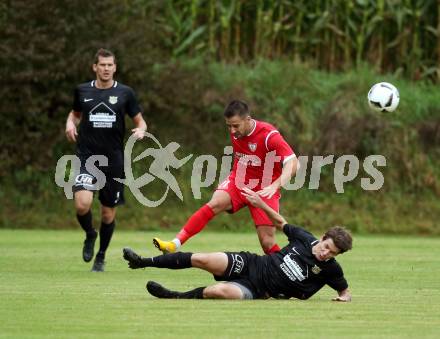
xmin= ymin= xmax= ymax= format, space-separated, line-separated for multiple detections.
xmin=257 ymin=224 xmax=348 ymax=299
xmin=72 ymin=80 xmax=141 ymax=159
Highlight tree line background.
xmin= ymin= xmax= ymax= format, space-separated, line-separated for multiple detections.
xmin=1 ymin=0 xmax=439 ymax=234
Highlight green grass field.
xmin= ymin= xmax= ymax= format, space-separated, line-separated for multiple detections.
xmin=0 ymin=229 xmax=439 ymax=339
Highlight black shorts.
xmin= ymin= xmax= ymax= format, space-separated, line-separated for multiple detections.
xmin=72 ymin=155 xmax=125 ymax=208
xmin=213 ymin=251 xmax=268 ymax=299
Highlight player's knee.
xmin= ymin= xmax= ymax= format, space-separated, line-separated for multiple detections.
xmin=207 ymin=195 xmax=231 ymax=213
xmin=101 ymin=215 xmax=114 ymax=224
xmin=207 ymin=201 xmax=225 ymax=214
xmin=204 ymin=284 xmax=240 ymax=299
xmin=75 ymin=200 xmax=91 ymax=215
xmin=191 ymin=254 xmax=209 ymax=268
xmin=101 ymin=208 xmax=115 ymax=224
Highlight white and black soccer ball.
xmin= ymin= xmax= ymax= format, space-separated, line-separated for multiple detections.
xmin=367 ymin=82 xmax=400 ymax=112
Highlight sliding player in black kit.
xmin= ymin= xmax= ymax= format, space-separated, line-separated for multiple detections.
xmin=123 ymin=188 xmax=353 ymax=301
xmin=65 ymin=48 xmax=147 ymax=272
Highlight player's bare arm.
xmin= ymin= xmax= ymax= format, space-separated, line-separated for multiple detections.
xmin=332 ymin=288 xmax=352 ymax=302
xmin=65 ymin=110 xmax=81 ymax=143
xmin=241 ymin=187 xmax=287 ymax=230
xmin=258 ymin=156 xmax=298 ymax=198
xmin=131 ymin=113 xmax=147 ymax=140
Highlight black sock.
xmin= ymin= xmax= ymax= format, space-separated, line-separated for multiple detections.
xmin=97 ymin=220 xmax=115 ymax=258
xmin=176 ymin=286 xmax=206 ymax=299
xmin=77 ymin=210 xmax=96 ymax=237
xmin=146 ymin=281 xmax=205 ymax=299
xmin=142 ymin=252 xmax=193 ymax=269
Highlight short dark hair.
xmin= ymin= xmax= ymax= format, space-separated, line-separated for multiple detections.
xmin=323 ymin=226 xmax=353 ymax=253
xmin=94 ymin=48 xmax=116 ymax=64
xmin=224 ymin=100 xmax=250 ymax=118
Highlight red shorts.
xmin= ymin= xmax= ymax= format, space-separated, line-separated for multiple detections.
xmin=216 ymin=176 xmax=280 ymax=227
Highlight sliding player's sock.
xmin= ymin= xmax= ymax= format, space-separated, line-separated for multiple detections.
xmin=146 ymin=281 xmax=205 ymax=299
xmin=123 ymin=248 xmax=192 ymax=269
xmin=148 ymin=252 xmax=193 ymax=269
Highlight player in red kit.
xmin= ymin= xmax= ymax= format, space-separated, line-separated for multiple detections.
xmin=153 ymin=100 xmax=298 ymax=254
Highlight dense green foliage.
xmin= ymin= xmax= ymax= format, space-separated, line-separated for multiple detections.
xmin=158 ymin=0 xmax=440 ymax=78
xmin=1 ymin=1 xmax=439 ymax=233
xmin=2 ymin=0 xmax=440 ymax=173
xmin=1 ymin=60 xmax=439 ymax=234
xmin=1 ymin=229 xmax=439 ymax=338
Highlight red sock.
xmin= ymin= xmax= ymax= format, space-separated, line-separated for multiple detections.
xmin=176 ymin=205 xmax=215 ymax=244
xmin=265 ymin=244 xmax=281 ymax=254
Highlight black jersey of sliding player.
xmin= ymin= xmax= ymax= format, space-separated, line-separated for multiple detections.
xmin=256 ymin=224 xmax=348 ymax=299
xmin=72 ymin=80 xmax=141 ymax=159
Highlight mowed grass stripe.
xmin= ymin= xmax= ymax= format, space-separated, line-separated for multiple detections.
xmin=0 ymin=229 xmax=439 ymax=338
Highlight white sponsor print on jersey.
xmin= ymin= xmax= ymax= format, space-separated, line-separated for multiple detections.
xmin=279 ymin=252 xmax=308 ymax=282
xmin=89 ymin=115 xmax=116 ymax=122
xmin=226 ymin=254 xmax=245 ymax=276
xmin=92 ymin=122 xmax=113 ymax=128
xmin=84 ymin=98 xmax=93 ymax=102
xmin=75 ymin=174 xmax=95 ymax=188
xmin=235 ymin=152 xmax=261 ymax=167
xmin=89 ymin=102 xmax=117 ymax=128
xmin=232 ymin=254 xmax=245 ymax=274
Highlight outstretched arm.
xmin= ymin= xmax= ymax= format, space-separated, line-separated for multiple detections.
xmin=258 ymin=157 xmax=298 ymax=198
xmin=241 ymin=187 xmax=287 ymax=230
xmin=332 ymin=288 xmax=352 ymax=302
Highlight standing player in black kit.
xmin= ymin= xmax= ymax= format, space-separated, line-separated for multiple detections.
xmin=65 ymin=48 xmax=147 ymax=272
xmin=123 ymin=188 xmax=353 ymax=301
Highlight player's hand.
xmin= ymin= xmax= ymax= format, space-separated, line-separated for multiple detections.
xmin=65 ymin=120 xmax=78 ymax=143
xmin=131 ymin=128 xmax=145 ymax=140
xmin=241 ymin=187 xmax=264 ymax=207
xmin=332 ymin=292 xmax=352 ymax=302
xmin=332 ymin=296 xmax=351 ymax=302
xmin=257 ymin=183 xmax=279 ymax=199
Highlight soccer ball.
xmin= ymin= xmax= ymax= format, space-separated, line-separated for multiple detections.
xmin=367 ymin=82 xmax=400 ymax=112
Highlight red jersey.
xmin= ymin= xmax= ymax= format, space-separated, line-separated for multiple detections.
xmin=229 ymin=120 xmax=295 ymax=191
